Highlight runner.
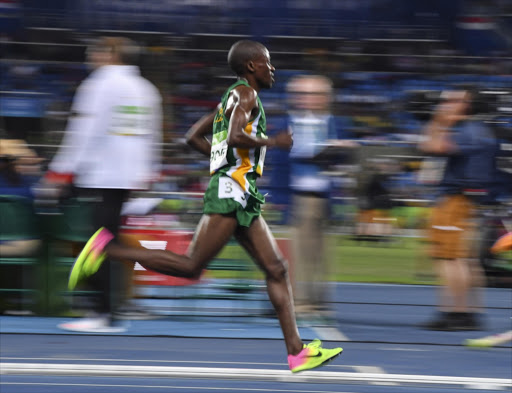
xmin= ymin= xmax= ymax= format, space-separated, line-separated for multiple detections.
xmin=69 ymin=40 xmax=343 ymax=373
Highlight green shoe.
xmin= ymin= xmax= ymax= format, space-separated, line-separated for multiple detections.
xmin=68 ymin=227 xmax=114 ymax=290
xmin=465 ymin=330 xmax=512 ymax=348
xmin=288 ymin=339 xmax=343 ymax=373
xmin=464 ymin=337 xmax=494 ymax=348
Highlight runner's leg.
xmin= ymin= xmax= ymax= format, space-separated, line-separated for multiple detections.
xmin=105 ymin=214 xmax=238 ymax=279
xmin=235 ymin=216 xmax=303 ymax=355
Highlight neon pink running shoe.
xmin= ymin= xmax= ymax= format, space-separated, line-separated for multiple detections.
xmin=288 ymin=339 xmax=343 ymax=373
xmin=68 ymin=227 xmax=114 ymax=290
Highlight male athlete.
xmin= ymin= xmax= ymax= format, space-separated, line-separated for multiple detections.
xmin=68 ymin=40 xmax=343 ymax=373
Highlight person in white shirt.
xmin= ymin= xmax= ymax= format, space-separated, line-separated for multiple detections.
xmin=45 ymin=37 xmax=162 ymax=332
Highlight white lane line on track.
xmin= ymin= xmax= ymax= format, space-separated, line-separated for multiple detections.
xmin=220 ymin=329 xmax=246 ymax=331
xmin=353 ymin=366 xmax=386 ymax=374
xmin=0 ymin=382 xmax=356 ymax=392
xmin=353 ymin=366 xmax=396 ymax=386
xmin=1 ymin=363 xmax=510 ymax=390
xmin=0 ymin=357 xmax=362 ymax=370
xmin=1 ymin=357 xmax=284 ymax=365
xmin=379 ymin=347 xmax=430 ymax=352
xmin=311 ymin=327 xmax=349 ymax=341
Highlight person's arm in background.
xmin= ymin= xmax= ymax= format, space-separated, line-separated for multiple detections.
xmin=418 ymin=91 xmax=470 ymax=155
xmin=326 ymin=115 xmax=358 ymax=148
xmin=418 ymin=117 xmax=456 ymax=155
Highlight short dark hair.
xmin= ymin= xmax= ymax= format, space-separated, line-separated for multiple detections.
xmin=455 ymin=83 xmax=489 ymax=116
xmin=227 ymin=40 xmax=266 ymax=76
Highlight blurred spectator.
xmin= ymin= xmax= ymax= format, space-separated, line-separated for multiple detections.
xmin=286 ymin=74 xmax=353 ymax=318
xmin=418 ymin=87 xmax=500 ymax=330
xmin=355 ymin=158 xmax=395 ymax=241
xmin=0 ymin=139 xmax=41 ymax=255
xmin=0 ymin=138 xmax=41 ymax=194
xmin=43 ymin=37 xmax=163 ymax=332
xmin=0 ymin=139 xmax=42 ymax=313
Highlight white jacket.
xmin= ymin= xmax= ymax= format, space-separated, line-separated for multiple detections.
xmin=50 ymin=65 xmax=162 ymax=190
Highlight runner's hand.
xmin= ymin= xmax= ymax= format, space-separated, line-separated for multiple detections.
xmin=272 ymin=131 xmax=293 ymax=150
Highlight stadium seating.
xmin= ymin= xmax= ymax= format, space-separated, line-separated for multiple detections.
xmin=0 ymin=195 xmax=43 ymax=314
xmin=44 ymin=198 xmax=98 ymax=315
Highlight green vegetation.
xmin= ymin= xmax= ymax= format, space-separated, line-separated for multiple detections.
xmin=330 ymin=236 xmax=436 ymax=285
xmin=159 ymin=202 xmax=437 ymax=284
xmin=206 ymin=235 xmax=437 ymax=285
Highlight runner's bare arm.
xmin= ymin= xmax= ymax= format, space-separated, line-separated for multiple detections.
xmin=227 ymin=86 xmax=292 ymax=150
xmin=185 ymin=109 xmax=217 ymax=156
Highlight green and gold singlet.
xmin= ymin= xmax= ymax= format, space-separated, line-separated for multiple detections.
xmin=203 ymin=80 xmax=267 ymax=226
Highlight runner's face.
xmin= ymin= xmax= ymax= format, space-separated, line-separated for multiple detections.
xmin=253 ymin=49 xmax=275 ymax=89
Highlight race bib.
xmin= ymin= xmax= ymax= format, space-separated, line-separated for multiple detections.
xmin=210 ymin=130 xmax=229 ymax=173
xmin=218 ymin=176 xmax=248 ymax=208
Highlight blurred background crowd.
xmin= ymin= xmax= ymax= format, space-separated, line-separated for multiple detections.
xmin=1 ymin=0 xmax=512 ymax=317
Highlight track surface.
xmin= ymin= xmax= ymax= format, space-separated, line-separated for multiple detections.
xmin=1 ymin=283 xmax=511 ymax=392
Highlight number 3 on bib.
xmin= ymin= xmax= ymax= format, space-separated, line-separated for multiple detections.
xmin=218 ymin=176 xmax=248 ymax=208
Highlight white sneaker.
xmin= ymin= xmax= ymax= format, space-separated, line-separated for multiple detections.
xmin=58 ymin=317 xmax=126 ymax=333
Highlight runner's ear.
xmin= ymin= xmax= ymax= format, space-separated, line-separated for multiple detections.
xmin=247 ymin=60 xmax=255 ymax=73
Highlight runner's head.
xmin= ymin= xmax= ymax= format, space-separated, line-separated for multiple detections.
xmin=228 ymin=40 xmax=275 ymax=90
